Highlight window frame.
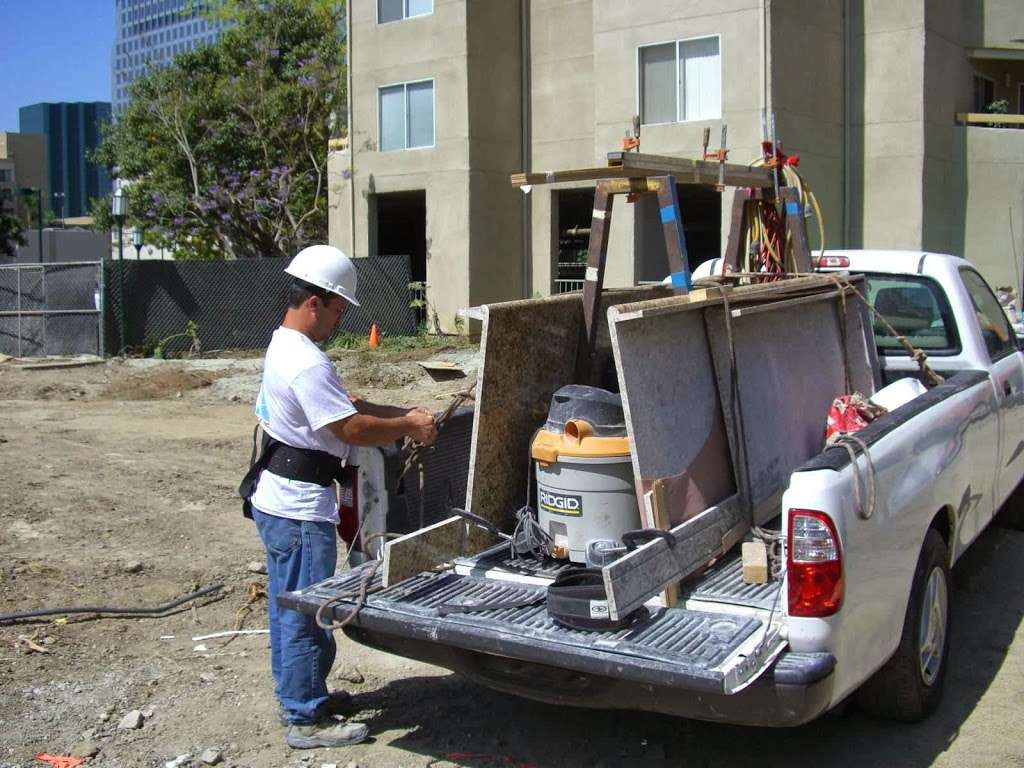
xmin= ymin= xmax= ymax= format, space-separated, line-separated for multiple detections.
xmin=857 ymin=271 xmax=963 ymax=358
xmin=377 ymin=78 xmax=436 ymax=153
xmin=636 ymin=33 xmax=722 ymax=126
xmin=376 ymin=0 xmax=433 ymax=25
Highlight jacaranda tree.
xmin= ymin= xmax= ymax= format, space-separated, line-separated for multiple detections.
xmin=94 ymin=0 xmax=345 ymax=259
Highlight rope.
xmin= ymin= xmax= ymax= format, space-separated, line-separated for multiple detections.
xmin=314 ymin=532 xmax=400 ymax=631
xmin=825 ymin=275 xmax=945 ymax=387
xmin=400 ymin=381 xmax=477 ymax=480
xmin=833 ymin=433 xmax=877 ymax=521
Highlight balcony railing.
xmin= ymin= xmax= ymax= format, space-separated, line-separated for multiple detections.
xmin=956 ymin=112 xmax=1024 ymax=127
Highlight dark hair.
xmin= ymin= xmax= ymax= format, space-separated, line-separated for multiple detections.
xmin=287 ymin=278 xmax=335 ymax=309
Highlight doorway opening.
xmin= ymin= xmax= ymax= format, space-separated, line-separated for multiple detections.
xmin=372 ymin=190 xmax=427 ymax=324
xmin=553 ymin=188 xmax=595 ymax=293
xmin=636 ymin=184 xmax=721 ymax=283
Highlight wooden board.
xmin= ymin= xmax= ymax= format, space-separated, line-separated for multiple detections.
xmin=382 ymin=516 xmax=467 ymax=588
xmin=510 ymin=154 xmax=775 ymax=190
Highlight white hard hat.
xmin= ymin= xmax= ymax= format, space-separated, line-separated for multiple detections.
xmin=284 ymin=245 xmax=360 ymax=306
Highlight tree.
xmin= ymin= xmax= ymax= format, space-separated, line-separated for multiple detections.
xmin=93 ymin=0 xmax=346 ymax=259
xmin=0 ymin=211 xmax=26 ymax=260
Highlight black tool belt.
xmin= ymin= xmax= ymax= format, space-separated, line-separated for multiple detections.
xmin=546 ymin=567 xmax=641 ymax=631
xmin=238 ymin=426 xmax=344 ymax=519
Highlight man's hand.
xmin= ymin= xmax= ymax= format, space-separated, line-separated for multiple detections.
xmin=406 ymin=409 xmax=438 ymax=445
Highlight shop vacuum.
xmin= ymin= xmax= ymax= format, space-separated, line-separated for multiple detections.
xmin=530 ymin=384 xmax=642 ymax=564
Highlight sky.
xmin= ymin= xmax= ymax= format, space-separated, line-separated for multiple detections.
xmin=0 ymin=0 xmax=115 ymax=132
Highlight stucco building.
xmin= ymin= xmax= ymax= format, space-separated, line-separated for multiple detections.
xmin=0 ymin=132 xmax=49 ymax=222
xmin=330 ymin=0 xmax=1024 ymax=332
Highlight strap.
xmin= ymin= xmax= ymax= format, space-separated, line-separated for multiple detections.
xmin=546 ymin=567 xmax=642 ymax=631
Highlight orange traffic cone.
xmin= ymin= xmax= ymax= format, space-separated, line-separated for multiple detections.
xmin=368 ymin=322 xmax=381 ymax=349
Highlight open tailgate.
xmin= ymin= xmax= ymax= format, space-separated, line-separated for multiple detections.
xmin=279 ymin=563 xmax=787 ymax=695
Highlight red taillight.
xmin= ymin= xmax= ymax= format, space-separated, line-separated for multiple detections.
xmin=812 ymin=256 xmax=850 ymax=269
xmin=336 ymin=464 xmax=360 ymax=549
xmin=787 ymin=509 xmax=844 ymax=617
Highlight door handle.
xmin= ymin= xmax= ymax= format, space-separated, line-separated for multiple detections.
xmin=1004 ymin=380 xmax=1013 ymax=397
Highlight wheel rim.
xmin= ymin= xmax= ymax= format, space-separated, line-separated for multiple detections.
xmin=917 ymin=565 xmax=948 ymax=687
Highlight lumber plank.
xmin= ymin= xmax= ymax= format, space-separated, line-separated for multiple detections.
xmin=510 ymin=154 xmax=775 ymax=189
xmin=607 ymin=152 xmax=775 ymax=188
xmin=382 ymin=516 xmax=467 ymax=588
xmin=650 ymin=480 xmax=679 ymax=607
xmin=602 ymin=496 xmax=747 ymax=620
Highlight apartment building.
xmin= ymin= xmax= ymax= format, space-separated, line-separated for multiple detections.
xmin=329 ymin=0 xmax=1024 ymax=332
xmin=112 ymin=0 xmax=229 ymax=113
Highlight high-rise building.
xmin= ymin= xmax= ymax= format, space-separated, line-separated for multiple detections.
xmin=112 ymin=0 xmax=228 ymax=114
xmin=19 ymin=103 xmax=111 ymax=220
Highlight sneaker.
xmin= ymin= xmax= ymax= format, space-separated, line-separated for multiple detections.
xmin=286 ymin=718 xmax=369 ymax=749
xmin=278 ymin=690 xmax=353 ymax=726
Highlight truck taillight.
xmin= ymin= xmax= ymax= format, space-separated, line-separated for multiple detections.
xmin=812 ymin=256 xmax=850 ymax=269
xmin=336 ymin=465 xmax=360 ymax=550
xmin=787 ymin=509 xmax=844 ymax=617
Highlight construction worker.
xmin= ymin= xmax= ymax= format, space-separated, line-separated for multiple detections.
xmin=239 ymin=245 xmax=437 ymax=749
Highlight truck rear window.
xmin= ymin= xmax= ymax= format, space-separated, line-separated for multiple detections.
xmin=862 ymin=274 xmax=959 ymax=354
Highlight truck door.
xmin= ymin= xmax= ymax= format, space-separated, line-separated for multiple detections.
xmin=959 ymin=268 xmax=1024 ymax=508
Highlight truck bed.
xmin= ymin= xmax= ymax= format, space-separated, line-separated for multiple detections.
xmin=279 ymin=547 xmax=830 ymax=704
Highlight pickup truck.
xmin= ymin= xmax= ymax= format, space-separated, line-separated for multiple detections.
xmin=284 ymin=250 xmax=1024 ymax=726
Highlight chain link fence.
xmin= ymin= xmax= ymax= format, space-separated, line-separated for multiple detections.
xmin=0 ymin=262 xmax=104 ymax=357
xmin=104 ymin=255 xmax=417 ymax=354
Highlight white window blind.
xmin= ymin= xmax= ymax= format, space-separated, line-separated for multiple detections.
xmin=680 ymin=37 xmax=721 ymax=121
xmin=379 ymin=85 xmax=405 ymax=151
xmin=639 ymin=36 xmax=721 ymax=125
xmin=639 ymin=43 xmax=676 ymax=125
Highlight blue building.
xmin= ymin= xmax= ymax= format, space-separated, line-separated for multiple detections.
xmin=113 ymin=0 xmax=228 ymax=114
xmin=18 ymin=102 xmax=112 ymax=220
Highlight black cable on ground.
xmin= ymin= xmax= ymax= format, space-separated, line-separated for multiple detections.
xmin=0 ymin=582 xmax=225 ymax=624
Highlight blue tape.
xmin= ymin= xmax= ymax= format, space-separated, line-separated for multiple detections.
xmin=670 ymin=271 xmax=692 ymax=290
xmin=660 ymin=205 xmax=677 ymax=224
xmin=785 ymin=201 xmax=800 ymax=216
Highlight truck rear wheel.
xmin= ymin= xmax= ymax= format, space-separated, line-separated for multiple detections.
xmin=855 ymin=529 xmax=950 ymax=721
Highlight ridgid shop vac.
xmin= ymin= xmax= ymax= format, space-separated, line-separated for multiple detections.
xmin=530 ymin=384 xmax=642 ymax=564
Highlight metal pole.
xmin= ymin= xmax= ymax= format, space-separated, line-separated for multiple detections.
xmin=16 ymin=267 xmax=22 ymax=357
xmin=36 ymin=190 xmax=42 ymax=263
xmin=96 ymin=261 xmax=106 ymax=357
xmin=117 ymin=220 xmax=126 ymax=354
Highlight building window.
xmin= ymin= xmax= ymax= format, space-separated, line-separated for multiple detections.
xmin=0 ymin=170 xmax=11 ymax=182
xmin=638 ymin=36 xmax=721 ymax=124
xmin=378 ymin=0 xmax=432 ymax=24
xmin=379 ymin=79 xmax=434 ymax=151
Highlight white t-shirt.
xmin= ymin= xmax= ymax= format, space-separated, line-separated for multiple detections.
xmin=250 ymin=327 xmax=358 ymax=523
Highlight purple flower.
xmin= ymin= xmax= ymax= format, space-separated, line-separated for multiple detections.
xmin=221 ymin=213 xmax=231 ymax=222
xmin=173 ymin=217 xmax=185 ymax=226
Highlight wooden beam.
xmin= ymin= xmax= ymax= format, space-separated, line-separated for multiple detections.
xmin=607 ymin=152 xmax=775 ymax=188
xmin=602 ymin=496 xmax=748 ymax=620
xmin=511 ymin=155 xmax=776 ymax=189
xmin=956 ymin=111 xmax=1024 ymax=125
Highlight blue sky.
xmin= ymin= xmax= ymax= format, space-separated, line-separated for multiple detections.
xmin=0 ymin=1 xmax=114 ymax=132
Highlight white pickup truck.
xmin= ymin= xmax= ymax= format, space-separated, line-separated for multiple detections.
xmin=284 ymin=250 xmax=1024 ymax=726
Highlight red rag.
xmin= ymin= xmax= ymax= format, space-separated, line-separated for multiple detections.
xmin=35 ymin=754 xmax=85 ymax=768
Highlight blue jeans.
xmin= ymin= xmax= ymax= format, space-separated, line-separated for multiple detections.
xmin=252 ymin=508 xmax=337 ymax=724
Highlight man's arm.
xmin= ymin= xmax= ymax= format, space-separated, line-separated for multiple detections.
xmin=351 ymin=397 xmax=418 ymax=419
xmin=326 ymin=408 xmax=436 ymax=447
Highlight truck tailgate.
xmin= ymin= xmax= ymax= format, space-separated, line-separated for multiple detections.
xmin=280 ymin=564 xmax=787 ymax=695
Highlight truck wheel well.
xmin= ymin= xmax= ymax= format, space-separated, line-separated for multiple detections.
xmin=929 ymin=507 xmax=954 ymax=552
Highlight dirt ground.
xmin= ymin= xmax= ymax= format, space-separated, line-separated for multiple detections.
xmin=1 ymin=349 xmax=1022 ymax=768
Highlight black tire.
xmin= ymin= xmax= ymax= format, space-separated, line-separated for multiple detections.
xmin=855 ymin=528 xmax=951 ymax=721
xmin=995 ymin=480 xmax=1024 ymax=530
